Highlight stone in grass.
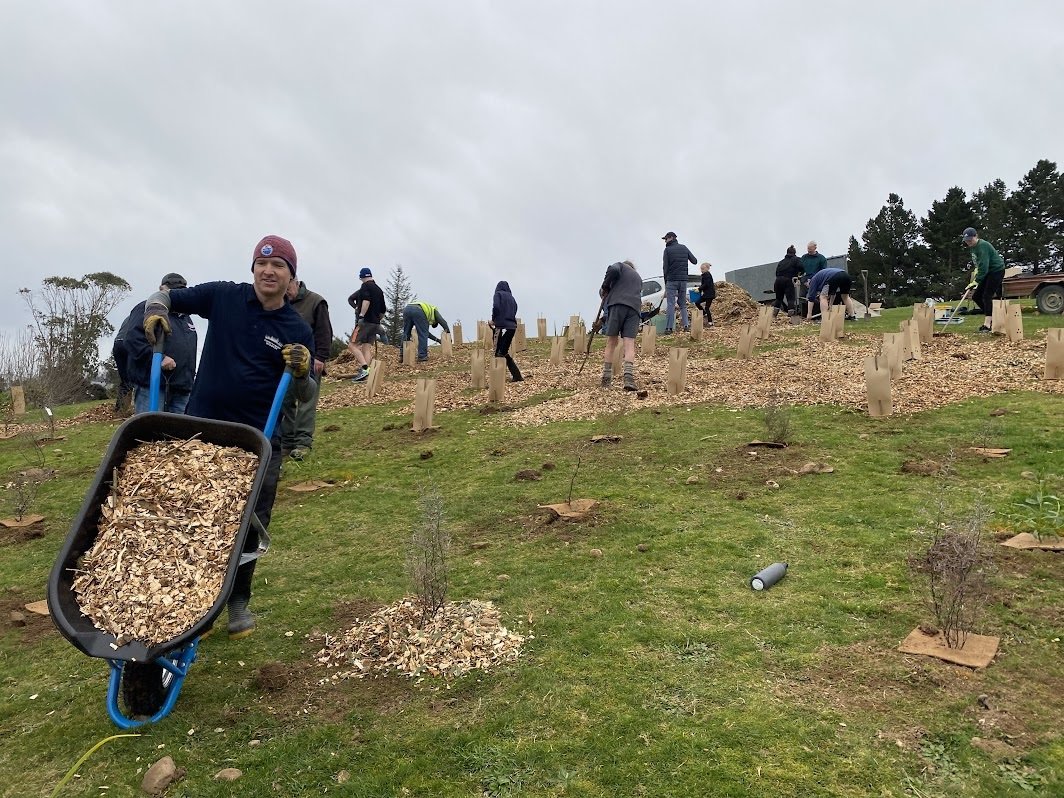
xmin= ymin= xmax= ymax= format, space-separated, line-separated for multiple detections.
xmin=142 ymin=756 xmax=185 ymax=796
xmin=636 ymin=543 xmax=650 ymax=552
xmin=589 ymin=548 xmax=603 ymax=558
xmin=214 ymin=768 xmax=243 ymax=782
xmin=686 ymin=475 xmax=700 ymax=485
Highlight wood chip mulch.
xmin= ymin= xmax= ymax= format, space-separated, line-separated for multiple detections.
xmin=315 ymin=597 xmax=527 ymax=682
xmin=317 ymin=320 xmax=1062 ymax=427
xmin=72 ymin=437 xmax=258 ymax=646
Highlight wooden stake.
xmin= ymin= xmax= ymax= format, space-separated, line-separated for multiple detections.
xmin=864 ymin=355 xmax=892 ymax=417
xmin=641 ymin=324 xmax=656 ymax=356
xmin=488 ymin=357 xmax=506 ymax=403
xmin=413 ymin=378 xmax=436 ymax=432
xmin=737 ymin=323 xmax=756 ymax=359
xmin=470 ymin=349 xmax=486 ymax=389
xmin=365 ymin=360 xmax=384 ymax=398
xmin=1005 ymin=304 xmax=1023 ymax=342
xmin=690 ymin=312 xmax=703 ymax=342
xmin=1045 ymin=328 xmax=1064 ymax=379
xmin=549 ymin=336 xmax=565 ymax=366
xmin=667 ymin=347 xmax=688 ymax=396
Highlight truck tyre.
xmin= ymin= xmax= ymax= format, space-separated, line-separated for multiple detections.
xmin=1035 ymin=284 xmax=1064 ymax=314
xmin=121 ymin=662 xmax=168 ymax=718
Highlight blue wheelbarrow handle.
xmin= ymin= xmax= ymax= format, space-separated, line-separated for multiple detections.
xmin=149 ymin=335 xmax=166 ymax=412
xmin=262 ymin=368 xmax=293 ymax=440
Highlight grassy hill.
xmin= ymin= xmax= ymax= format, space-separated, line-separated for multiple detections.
xmin=1 ymin=307 xmax=1061 ymax=797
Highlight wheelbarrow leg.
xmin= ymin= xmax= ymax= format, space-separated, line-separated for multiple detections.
xmin=106 ymin=639 xmax=201 ymax=728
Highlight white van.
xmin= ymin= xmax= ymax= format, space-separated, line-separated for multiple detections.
xmin=640 ymin=274 xmax=704 ymax=309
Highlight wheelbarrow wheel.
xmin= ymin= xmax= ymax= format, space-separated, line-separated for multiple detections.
xmin=121 ymin=662 xmax=168 ymax=717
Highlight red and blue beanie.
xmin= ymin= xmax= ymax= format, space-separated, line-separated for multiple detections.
xmin=251 ymin=235 xmax=297 ymax=277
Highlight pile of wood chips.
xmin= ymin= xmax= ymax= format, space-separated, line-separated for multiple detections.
xmin=73 ymin=437 xmax=258 ymax=646
xmin=315 ymin=597 xmax=526 ymax=681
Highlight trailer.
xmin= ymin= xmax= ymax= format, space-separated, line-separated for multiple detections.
xmin=1002 ymin=272 xmax=1064 ymax=314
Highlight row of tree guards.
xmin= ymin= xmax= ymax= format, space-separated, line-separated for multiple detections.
xmin=367 ymin=302 xmax=1063 ymax=432
xmin=865 ymin=300 xmax=1064 ymax=416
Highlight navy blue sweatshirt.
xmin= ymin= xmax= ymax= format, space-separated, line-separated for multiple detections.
xmin=122 ymin=300 xmax=198 ymax=392
xmin=166 ymin=282 xmax=313 ymax=430
xmin=491 ymin=281 xmax=518 ymax=330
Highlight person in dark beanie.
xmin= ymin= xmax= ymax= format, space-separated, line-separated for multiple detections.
xmin=347 ymin=267 xmax=386 ymax=381
xmin=661 ymin=232 xmax=697 ymax=333
xmin=281 ymin=277 xmax=333 ymax=460
xmin=122 ymin=272 xmax=198 ymax=414
xmin=600 ymin=260 xmax=642 ymax=391
xmin=773 ymin=246 xmax=803 ymax=317
xmin=962 ymin=227 xmax=1006 ymax=333
xmin=694 ymin=262 xmax=716 ymax=325
xmin=141 ymin=234 xmax=314 ymax=639
xmin=488 ymin=280 xmax=523 ymax=382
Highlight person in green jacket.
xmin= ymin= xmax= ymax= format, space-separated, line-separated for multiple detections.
xmin=962 ymin=227 xmax=1006 ymax=333
xmin=799 ymin=241 xmax=828 ymax=277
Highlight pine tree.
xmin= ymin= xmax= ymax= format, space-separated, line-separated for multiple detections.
xmin=971 ymin=179 xmax=1021 ymax=265
xmin=920 ymin=186 xmax=979 ymax=297
xmin=382 ymin=265 xmax=416 ymax=346
xmin=1010 ymin=159 xmax=1064 ymax=273
xmin=858 ymin=194 xmax=926 ymax=306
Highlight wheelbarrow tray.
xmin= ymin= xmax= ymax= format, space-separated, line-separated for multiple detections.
xmin=47 ymin=411 xmax=272 ymax=663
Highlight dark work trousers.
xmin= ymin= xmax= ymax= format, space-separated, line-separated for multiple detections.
xmin=493 ymin=328 xmax=523 ymax=380
xmin=974 ymin=270 xmax=1005 ymax=316
xmin=694 ymin=294 xmax=714 ymax=323
xmin=772 ymin=277 xmax=797 ymax=313
xmin=231 ymin=444 xmax=282 ymax=603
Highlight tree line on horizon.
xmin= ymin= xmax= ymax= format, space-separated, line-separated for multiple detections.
xmin=846 ymin=158 xmax=1064 ymax=306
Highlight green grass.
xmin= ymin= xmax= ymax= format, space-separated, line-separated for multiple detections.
xmin=1 ymin=312 xmax=1062 ymax=797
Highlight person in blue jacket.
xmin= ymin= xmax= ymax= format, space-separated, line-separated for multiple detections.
xmin=142 ymin=235 xmax=314 ymax=639
xmin=488 ymin=280 xmax=523 ymax=382
xmin=121 ymin=273 xmax=198 ymax=414
xmin=805 ymin=267 xmax=857 ymax=321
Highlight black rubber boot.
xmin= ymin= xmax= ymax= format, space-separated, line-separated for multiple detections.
xmin=228 ymin=561 xmax=256 ymax=639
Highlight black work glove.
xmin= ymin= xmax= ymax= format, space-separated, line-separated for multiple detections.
xmin=143 ymin=303 xmax=171 ymax=346
xmin=281 ymin=344 xmax=311 ymax=378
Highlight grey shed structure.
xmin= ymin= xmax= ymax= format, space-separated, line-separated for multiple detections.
xmin=724 ymin=254 xmax=848 ymax=303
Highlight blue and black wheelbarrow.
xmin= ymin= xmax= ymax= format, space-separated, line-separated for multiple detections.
xmin=47 ymin=339 xmax=292 ymax=728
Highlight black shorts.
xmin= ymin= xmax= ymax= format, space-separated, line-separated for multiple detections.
xmin=604 ymin=305 xmax=639 ymax=338
xmin=354 ymin=322 xmax=382 ymax=344
xmin=822 ymin=273 xmax=853 ymax=295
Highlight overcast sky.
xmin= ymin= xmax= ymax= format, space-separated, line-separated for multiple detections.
xmin=3 ymin=0 xmax=1062 ymax=347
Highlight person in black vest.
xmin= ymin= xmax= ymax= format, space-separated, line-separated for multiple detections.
xmin=122 ymin=273 xmax=197 ymax=414
xmin=694 ymin=262 xmax=716 ymax=325
xmin=773 ymin=246 xmax=803 ymax=317
xmin=488 ymin=280 xmax=523 ymax=382
xmin=281 ymin=278 xmax=333 ymax=461
xmin=661 ymin=232 xmax=697 ymax=333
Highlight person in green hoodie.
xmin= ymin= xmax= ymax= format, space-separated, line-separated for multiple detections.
xmin=962 ymin=227 xmax=1006 ymax=333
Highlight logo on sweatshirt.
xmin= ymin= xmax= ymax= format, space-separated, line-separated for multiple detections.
xmin=264 ymin=334 xmax=283 ymax=351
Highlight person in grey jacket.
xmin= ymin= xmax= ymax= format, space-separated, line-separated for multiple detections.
xmin=662 ymin=232 xmax=697 ymax=333
xmin=599 ymin=260 xmax=642 ymax=391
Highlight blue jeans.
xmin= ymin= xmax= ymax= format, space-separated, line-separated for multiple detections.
xmin=133 ymin=385 xmax=190 ymax=414
xmin=665 ymin=280 xmax=688 ymax=330
xmin=402 ymin=305 xmax=431 ymax=360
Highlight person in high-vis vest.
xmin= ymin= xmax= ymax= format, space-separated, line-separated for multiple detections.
xmin=401 ymin=301 xmax=451 ymax=362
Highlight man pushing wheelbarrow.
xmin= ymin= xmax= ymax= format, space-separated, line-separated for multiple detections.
xmin=48 ymin=235 xmax=314 ymax=726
